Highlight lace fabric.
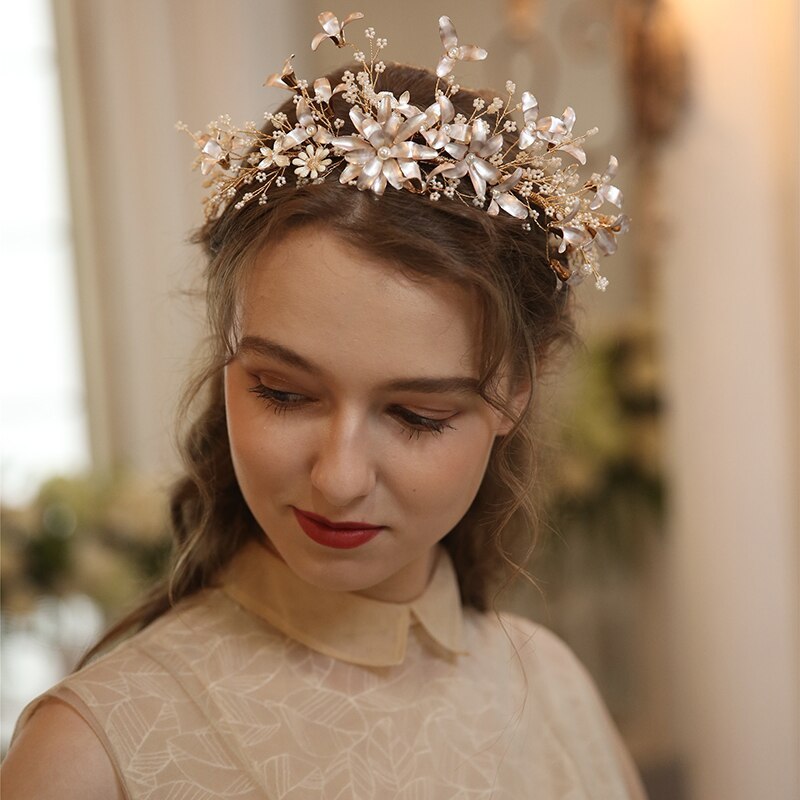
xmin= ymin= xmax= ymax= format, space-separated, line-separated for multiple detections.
xmin=13 ymin=543 xmax=645 ymax=799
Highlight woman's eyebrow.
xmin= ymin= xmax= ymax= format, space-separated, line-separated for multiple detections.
xmin=238 ymin=335 xmax=320 ymax=374
xmin=381 ymin=376 xmax=481 ymax=396
xmin=236 ymin=335 xmax=481 ymax=396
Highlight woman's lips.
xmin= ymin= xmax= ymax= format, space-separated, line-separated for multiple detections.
xmin=292 ymin=507 xmax=383 ymax=549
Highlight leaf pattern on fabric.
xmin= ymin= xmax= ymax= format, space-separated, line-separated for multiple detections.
xmin=15 ymin=585 xmax=639 ymax=799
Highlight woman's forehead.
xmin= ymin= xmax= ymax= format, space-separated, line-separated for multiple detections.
xmin=237 ymin=228 xmax=482 ymax=380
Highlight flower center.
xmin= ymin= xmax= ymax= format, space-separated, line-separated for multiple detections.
xmin=447 ymin=46 xmax=459 ymax=59
xmin=377 ymin=146 xmax=392 ymax=160
xmin=306 ymin=124 xmax=317 ymax=135
xmin=466 ymin=153 xmax=476 ymax=163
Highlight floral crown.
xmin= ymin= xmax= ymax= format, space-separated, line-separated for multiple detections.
xmin=178 ymin=11 xmax=629 ymax=291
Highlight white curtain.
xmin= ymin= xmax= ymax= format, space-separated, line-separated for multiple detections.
xmin=52 ymin=0 xmax=302 ymax=473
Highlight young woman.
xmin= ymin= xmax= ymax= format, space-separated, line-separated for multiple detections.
xmin=2 ymin=13 xmax=643 ymax=799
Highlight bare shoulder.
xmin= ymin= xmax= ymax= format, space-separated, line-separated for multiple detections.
xmin=1 ymin=698 xmax=125 ymax=800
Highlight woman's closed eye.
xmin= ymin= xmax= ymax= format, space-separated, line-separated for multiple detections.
xmin=389 ymin=406 xmax=457 ymax=438
xmin=247 ymin=381 xmax=457 ymax=438
xmin=248 ymin=382 xmax=307 ymax=413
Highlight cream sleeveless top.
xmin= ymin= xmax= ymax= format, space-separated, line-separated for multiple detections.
xmin=13 ymin=540 xmax=645 ymax=799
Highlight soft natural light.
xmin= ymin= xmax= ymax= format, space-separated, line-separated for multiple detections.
xmin=0 ymin=0 xmax=90 ymax=504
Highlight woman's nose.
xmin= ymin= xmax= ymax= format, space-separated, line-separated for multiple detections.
xmin=309 ymin=414 xmax=377 ymax=507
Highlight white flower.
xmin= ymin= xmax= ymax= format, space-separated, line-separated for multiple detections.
xmin=311 ymin=11 xmax=364 ymax=51
xmin=258 ymin=146 xmax=290 ymax=170
xmin=331 ymin=99 xmax=437 ymax=194
xmin=436 ymin=16 xmax=488 ymax=77
xmin=292 ymin=144 xmax=332 ymax=178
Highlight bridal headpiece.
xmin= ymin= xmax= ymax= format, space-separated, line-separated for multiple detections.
xmin=178 ymin=11 xmax=629 ymax=290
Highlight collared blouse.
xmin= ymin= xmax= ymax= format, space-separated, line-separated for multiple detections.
xmin=13 ymin=539 xmax=646 ymax=799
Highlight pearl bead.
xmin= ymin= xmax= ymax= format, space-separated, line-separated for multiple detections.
xmin=377 ymin=146 xmax=391 ymax=160
xmin=448 ymin=47 xmax=459 ymax=59
xmin=306 ymin=124 xmax=317 ymax=135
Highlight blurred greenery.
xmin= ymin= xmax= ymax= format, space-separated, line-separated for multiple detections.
xmin=541 ymin=315 xmax=666 ymax=572
xmin=1 ymin=472 xmax=171 ymax=620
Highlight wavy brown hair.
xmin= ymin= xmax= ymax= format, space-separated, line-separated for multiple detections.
xmin=80 ymin=62 xmax=574 ymax=666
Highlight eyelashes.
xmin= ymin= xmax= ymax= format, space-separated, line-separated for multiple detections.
xmin=248 ymin=384 xmax=306 ymax=412
xmin=247 ymin=382 xmax=456 ymax=439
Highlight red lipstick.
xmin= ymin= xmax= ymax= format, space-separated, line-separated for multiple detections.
xmin=292 ymin=508 xmax=383 ymax=549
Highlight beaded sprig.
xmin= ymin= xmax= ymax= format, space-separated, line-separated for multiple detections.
xmin=178 ymin=11 xmax=629 ymax=290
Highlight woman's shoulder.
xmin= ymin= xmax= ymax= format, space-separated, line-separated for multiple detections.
xmin=468 ymin=609 xmax=605 ymax=703
xmin=1 ymin=698 xmax=125 ymax=800
xmin=465 ymin=609 xmax=646 ymax=799
xmin=4 ymin=589 xmax=248 ymax=799
xmin=466 ymin=607 xmax=582 ymax=662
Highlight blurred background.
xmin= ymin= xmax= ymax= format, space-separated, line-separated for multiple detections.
xmin=0 ymin=1 xmax=797 ymax=798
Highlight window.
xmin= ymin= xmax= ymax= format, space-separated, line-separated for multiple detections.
xmin=0 ymin=0 xmax=90 ymax=504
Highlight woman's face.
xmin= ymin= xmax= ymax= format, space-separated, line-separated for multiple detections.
xmin=224 ymin=225 xmax=519 ymax=602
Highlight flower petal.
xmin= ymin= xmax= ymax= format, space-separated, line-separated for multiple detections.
xmin=560 ymin=142 xmax=587 ymax=164
xmin=310 ymin=32 xmax=330 ymax=51
xmin=471 ymin=157 xmax=501 ymax=184
xmin=521 ymin=92 xmax=539 ymax=122
xmin=561 ymin=107 xmax=576 ymax=134
xmin=444 ymin=141 xmax=468 ymax=160
xmin=517 ymin=127 xmax=537 ymax=151
xmin=375 ymin=94 xmax=394 ymax=125
xmin=593 ymin=227 xmax=618 ymax=256
xmin=390 ymin=142 xmax=438 ymax=160
xmin=313 ymin=78 xmax=332 ymax=103
xmin=330 ymin=134 xmax=371 ymax=153
xmin=439 ymin=16 xmax=458 ymax=50
xmin=457 ymin=44 xmax=487 ymax=62
xmin=382 ymin=158 xmax=406 ymax=190
xmin=296 ymin=99 xmax=314 ymax=128
xmin=488 ymin=192 xmax=528 ymax=218
xmin=343 ymin=149 xmax=375 ymax=165
xmin=341 ymin=11 xmax=365 ymax=27
xmin=398 ymin=159 xmax=423 ymax=186
xmin=318 ymin=12 xmax=342 ymax=37
xmin=423 ymin=128 xmax=450 ymax=149
xmin=479 ymin=133 xmax=505 ymax=158
xmin=357 ymin=156 xmax=383 ymax=190
xmin=494 ymin=167 xmax=523 ymax=194
xmin=280 ymin=127 xmax=311 ymax=149
xmin=395 ymin=112 xmax=428 ymax=143
xmin=340 ymin=162 xmax=362 ymax=184
xmin=428 ymin=160 xmax=468 ymax=182
xmin=436 ymin=55 xmax=456 ymax=78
